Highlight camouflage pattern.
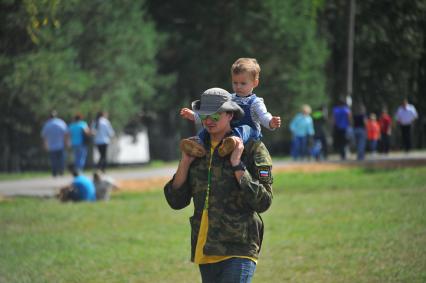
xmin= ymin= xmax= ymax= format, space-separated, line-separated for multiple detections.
xmin=164 ymin=139 xmax=273 ymax=262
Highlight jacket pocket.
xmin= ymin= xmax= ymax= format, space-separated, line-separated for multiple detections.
xmin=215 ymin=213 xmax=249 ymax=243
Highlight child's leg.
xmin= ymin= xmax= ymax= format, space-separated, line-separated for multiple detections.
xmin=179 ymin=129 xmax=207 ymax=158
xmin=232 ymin=125 xmax=260 ymax=144
xmin=218 ymin=125 xmax=258 ymax=157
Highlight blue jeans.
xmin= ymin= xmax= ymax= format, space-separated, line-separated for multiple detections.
xmin=72 ymin=145 xmax=88 ymax=171
xmin=369 ymin=140 xmax=378 ymax=153
xmin=354 ymin=127 xmax=366 ymax=160
xmin=49 ymin=149 xmax=66 ymax=176
xmin=291 ymin=136 xmax=308 ymax=160
xmin=199 ymin=258 xmax=256 ymax=283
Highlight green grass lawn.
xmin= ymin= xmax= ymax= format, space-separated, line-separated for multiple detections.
xmin=0 ymin=160 xmax=178 ymax=181
xmin=0 ymin=167 xmax=425 ymax=283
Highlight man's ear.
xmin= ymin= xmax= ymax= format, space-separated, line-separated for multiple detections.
xmin=227 ymin=112 xmax=234 ymax=121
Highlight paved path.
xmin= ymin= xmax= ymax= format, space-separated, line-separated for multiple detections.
xmin=0 ymin=167 xmax=177 ymax=198
xmin=1 ymin=151 xmax=425 ymax=198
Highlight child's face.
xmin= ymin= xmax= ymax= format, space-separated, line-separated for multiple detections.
xmin=231 ymin=72 xmax=259 ymax=97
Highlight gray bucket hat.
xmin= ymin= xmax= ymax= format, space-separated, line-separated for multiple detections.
xmin=191 ymin=88 xmax=244 ymax=120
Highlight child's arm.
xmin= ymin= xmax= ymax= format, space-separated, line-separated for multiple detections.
xmin=252 ymin=98 xmax=281 ymax=130
xmin=180 ymin=108 xmax=195 ymax=121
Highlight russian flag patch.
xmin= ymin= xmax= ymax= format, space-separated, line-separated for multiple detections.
xmin=259 ymin=170 xmax=269 ymax=177
xmin=257 ymin=166 xmax=271 ymax=181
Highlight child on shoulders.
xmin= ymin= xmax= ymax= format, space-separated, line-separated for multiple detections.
xmin=180 ymin=58 xmax=281 ymax=157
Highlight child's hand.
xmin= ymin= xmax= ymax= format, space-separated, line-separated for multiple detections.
xmin=270 ymin=116 xmax=281 ymax=129
xmin=180 ymin=108 xmax=195 ymax=121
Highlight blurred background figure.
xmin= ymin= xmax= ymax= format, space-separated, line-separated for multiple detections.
xmin=311 ymin=105 xmax=328 ymax=160
xmin=352 ymin=102 xmax=367 ymax=160
xmin=366 ymin=113 xmax=380 ymax=156
xmin=332 ymin=98 xmax=352 ymax=160
xmin=41 ymin=110 xmax=68 ymax=177
xmin=58 ymin=165 xmax=96 ymax=202
xmin=68 ymin=113 xmax=91 ymax=172
xmin=290 ymin=104 xmax=314 ymax=160
xmin=395 ymin=98 xmax=418 ymax=153
xmin=93 ymin=170 xmax=119 ymax=201
xmin=92 ymin=111 xmax=115 ymax=172
xmin=379 ymin=107 xmax=392 ymax=154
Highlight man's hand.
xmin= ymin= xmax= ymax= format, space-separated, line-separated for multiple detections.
xmin=180 ymin=108 xmax=195 ymax=121
xmin=229 ymin=137 xmax=245 ymax=181
xmin=269 ymin=116 xmax=281 ymax=129
xmin=181 ymin=151 xmax=196 ymax=166
xmin=230 ymin=137 xmax=244 ymax=167
xmin=172 ymin=151 xmax=195 ymax=190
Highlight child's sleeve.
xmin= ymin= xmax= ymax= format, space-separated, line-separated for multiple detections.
xmin=194 ymin=112 xmax=202 ymax=125
xmin=252 ymin=98 xmax=274 ymax=130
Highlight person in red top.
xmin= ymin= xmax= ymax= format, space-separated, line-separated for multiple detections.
xmin=366 ymin=113 xmax=381 ymax=155
xmin=379 ymin=107 xmax=392 ymax=154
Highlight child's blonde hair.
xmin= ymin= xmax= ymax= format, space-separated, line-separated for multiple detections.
xmin=231 ymin=58 xmax=261 ymax=81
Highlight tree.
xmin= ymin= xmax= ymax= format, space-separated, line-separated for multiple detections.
xmin=147 ymin=0 xmax=328 ymax=156
xmin=0 ymin=0 xmax=169 ymax=170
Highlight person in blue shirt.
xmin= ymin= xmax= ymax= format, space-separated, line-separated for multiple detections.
xmin=41 ymin=110 xmax=68 ymax=177
xmin=289 ymin=104 xmax=315 ymax=160
xmin=68 ymin=113 xmax=91 ymax=172
xmin=69 ymin=166 xmax=96 ymax=202
xmin=332 ymin=98 xmax=352 ymax=160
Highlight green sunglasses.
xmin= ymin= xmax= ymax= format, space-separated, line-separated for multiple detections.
xmin=199 ymin=113 xmax=222 ymax=122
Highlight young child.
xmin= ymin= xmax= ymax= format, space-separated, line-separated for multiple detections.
xmin=180 ymin=58 xmax=281 ymax=157
xmin=366 ymin=113 xmax=380 ymax=155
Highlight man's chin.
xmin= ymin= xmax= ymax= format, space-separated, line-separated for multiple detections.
xmin=205 ymin=127 xmax=217 ymax=134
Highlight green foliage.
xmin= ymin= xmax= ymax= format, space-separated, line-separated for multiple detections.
xmin=4 ymin=50 xmax=92 ymax=120
xmin=0 ymin=167 xmax=425 ymax=282
xmin=260 ymin=0 xmax=329 ymax=113
xmin=1 ymin=0 xmax=168 ymax=128
xmin=147 ymin=0 xmax=329 ymax=150
xmin=1 ymin=0 xmax=425 ymax=167
xmin=324 ymin=0 xmax=426 ymax=113
xmin=0 ymin=0 xmax=175 ymax=170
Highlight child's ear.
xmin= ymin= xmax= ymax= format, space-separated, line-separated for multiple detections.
xmin=253 ymin=79 xmax=259 ymax=88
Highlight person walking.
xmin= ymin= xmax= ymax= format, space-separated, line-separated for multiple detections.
xmin=92 ymin=111 xmax=115 ymax=172
xmin=352 ymin=103 xmax=367 ymax=160
xmin=395 ymin=98 xmax=418 ymax=152
xmin=289 ymin=104 xmax=315 ymax=160
xmin=41 ymin=110 xmax=68 ymax=177
xmin=332 ymin=98 xmax=352 ymax=160
xmin=68 ymin=113 xmax=90 ymax=172
xmin=379 ymin=107 xmax=392 ymax=154
xmin=164 ymin=88 xmax=273 ymax=283
xmin=311 ymin=106 xmax=329 ymax=160
xmin=366 ymin=113 xmax=381 ymax=156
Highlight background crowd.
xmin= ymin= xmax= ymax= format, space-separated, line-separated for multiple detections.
xmin=41 ymin=110 xmax=117 ymax=202
xmin=41 ymin=110 xmax=115 ymax=176
xmin=289 ymin=97 xmax=418 ymax=161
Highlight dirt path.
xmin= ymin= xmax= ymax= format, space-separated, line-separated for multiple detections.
xmin=117 ymin=158 xmax=426 ymax=193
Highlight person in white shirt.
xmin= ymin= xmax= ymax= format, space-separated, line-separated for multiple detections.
xmin=395 ymin=98 xmax=418 ymax=152
xmin=91 ymin=111 xmax=115 ymax=172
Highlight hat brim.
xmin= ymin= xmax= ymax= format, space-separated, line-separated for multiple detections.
xmin=192 ymin=100 xmax=244 ymax=120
